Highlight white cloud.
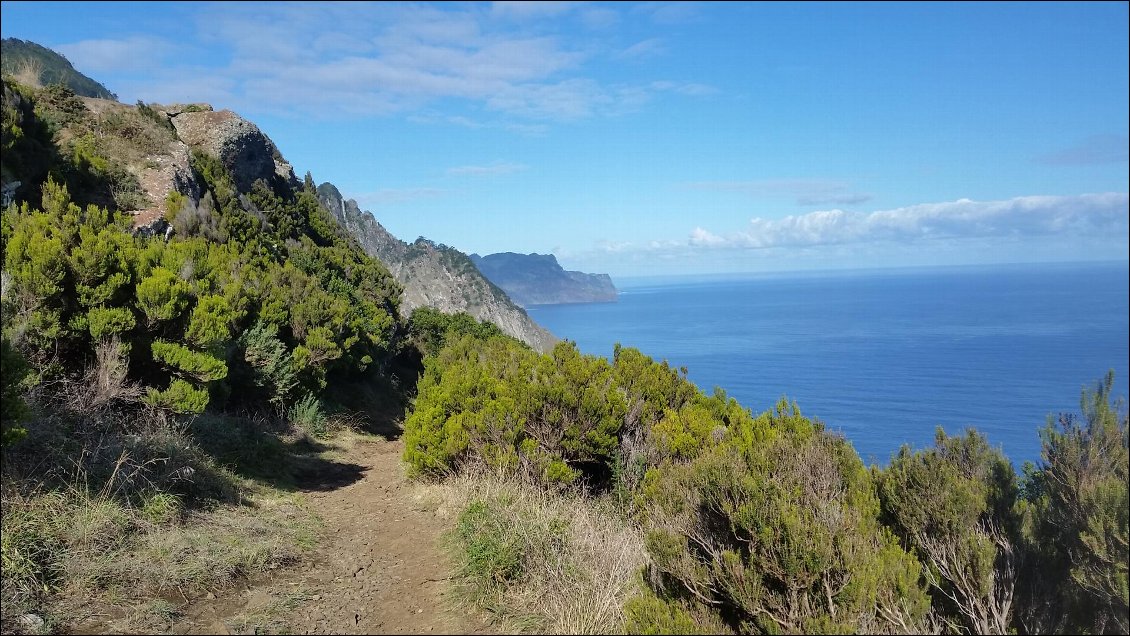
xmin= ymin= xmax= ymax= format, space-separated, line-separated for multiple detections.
xmin=490 ymin=1 xmax=583 ymax=20
xmin=487 ymin=78 xmax=609 ymax=120
xmin=1036 ymin=134 xmax=1130 ymax=166
xmin=597 ymin=240 xmax=634 ymax=253
xmin=65 ymin=3 xmax=710 ymax=127
xmin=618 ymin=38 xmax=666 ymax=60
xmin=693 ymin=193 xmax=1129 ymax=249
xmin=687 ymin=178 xmax=871 ymax=206
xmin=798 ymin=192 xmax=872 ymax=206
xmin=635 ymin=2 xmax=702 ymax=25
xmin=446 ymin=162 xmax=527 ymax=177
xmin=581 ymin=7 xmax=619 ymax=29
xmin=113 ymin=73 xmax=238 ymax=108
xmin=689 ymin=227 xmax=726 ymax=247
xmin=408 ymin=112 xmax=549 ymax=136
xmin=651 ymin=81 xmax=717 ymax=96
xmin=558 ymin=193 xmax=1129 ymax=277
xmin=55 ymin=36 xmax=174 ymax=73
xmin=353 ymin=187 xmax=446 ymax=206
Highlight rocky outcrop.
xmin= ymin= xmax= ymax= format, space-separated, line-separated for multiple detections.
xmin=470 ymin=252 xmax=618 ymax=306
xmin=132 ymin=105 xmax=297 ymax=232
xmin=317 ymin=183 xmax=558 ymax=352
xmin=127 ymin=140 xmax=202 ymax=229
xmin=170 ymin=109 xmax=298 ymax=192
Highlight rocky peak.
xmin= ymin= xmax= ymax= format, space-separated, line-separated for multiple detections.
xmin=170 ymin=108 xmax=298 ymax=192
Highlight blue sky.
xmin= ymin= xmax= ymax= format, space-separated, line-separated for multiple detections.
xmin=3 ymin=1 xmax=1127 ymax=277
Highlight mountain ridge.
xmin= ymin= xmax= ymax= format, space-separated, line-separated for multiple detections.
xmin=1 ymin=38 xmax=116 ymax=99
xmin=470 ymin=251 xmax=618 ymax=306
xmin=317 ymin=184 xmax=558 ymax=352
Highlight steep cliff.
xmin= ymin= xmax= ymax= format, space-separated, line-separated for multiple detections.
xmin=470 ymin=252 xmax=618 ymax=306
xmin=317 ymin=184 xmax=558 ymax=352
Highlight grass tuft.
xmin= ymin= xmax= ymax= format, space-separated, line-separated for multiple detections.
xmin=422 ymin=472 xmax=648 ymax=634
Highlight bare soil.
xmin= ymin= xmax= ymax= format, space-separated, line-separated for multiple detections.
xmin=164 ymin=435 xmax=493 ymax=635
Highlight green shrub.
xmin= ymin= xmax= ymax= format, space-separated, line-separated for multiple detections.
xmin=238 ymin=321 xmax=296 ymax=407
xmin=33 ymin=83 xmax=86 ymax=128
xmin=407 ymin=307 xmax=509 ymax=358
xmin=163 ymin=191 xmax=186 ymax=223
xmin=404 ymin=336 xmax=637 ymax=486
xmin=86 ymin=305 xmax=135 ymax=340
xmin=143 ymin=379 xmax=209 ymax=414
xmin=877 ymin=428 xmax=1023 ymax=635
xmin=185 ymin=294 xmax=236 ymax=350
xmin=139 ymin=492 xmax=182 ymax=525
xmin=1019 ymin=371 xmax=1129 ymax=634
xmin=288 ymin=393 xmax=326 ymax=438
xmin=455 ymin=500 xmax=524 ymax=587
xmin=1 ymin=335 xmax=31 ymax=445
xmin=134 ymin=268 xmax=191 ymax=326
xmin=634 ymin=403 xmax=933 ymax=634
xmin=135 ymin=101 xmax=174 ymax=136
xmin=623 ymin=593 xmax=721 ymax=635
xmin=150 ymin=340 xmax=227 ymax=383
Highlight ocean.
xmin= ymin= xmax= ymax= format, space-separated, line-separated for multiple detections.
xmin=527 ymin=261 xmax=1130 ymax=467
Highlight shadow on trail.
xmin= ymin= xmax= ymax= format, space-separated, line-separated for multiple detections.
xmin=189 ymin=417 xmax=367 ymax=494
xmin=323 ymin=362 xmax=422 ymax=443
xmin=290 ymin=437 xmax=369 ymax=492
xmin=184 ymin=361 xmax=423 ymax=497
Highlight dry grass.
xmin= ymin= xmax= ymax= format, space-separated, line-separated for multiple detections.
xmin=0 ymin=389 xmax=323 ymax=634
xmin=0 ymin=456 xmax=320 ymax=630
xmin=92 ymin=104 xmax=176 ymax=163
xmin=60 ymin=338 xmax=144 ymax=416
xmin=225 ymin=587 xmax=315 ymax=635
xmin=10 ymin=58 xmax=44 ymax=89
xmin=80 ymin=493 xmax=317 ymax=597
xmin=417 ymin=473 xmax=648 ymax=634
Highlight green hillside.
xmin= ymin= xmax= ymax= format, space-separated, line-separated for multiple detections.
xmin=1 ymin=38 xmax=116 ymax=99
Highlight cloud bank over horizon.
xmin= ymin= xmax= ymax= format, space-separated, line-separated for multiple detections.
xmin=550 ymin=192 xmax=1129 ymax=275
xmin=688 ymin=193 xmax=1129 ymax=250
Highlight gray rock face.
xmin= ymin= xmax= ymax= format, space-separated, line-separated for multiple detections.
xmin=317 ymin=183 xmax=558 ymax=352
xmin=170 ymin=109 xmax=298 ymax=192
xmin=470 ymin=252 xmax=618 ymax=307
xmin=126 ymin=139 xmax=204 ymax=229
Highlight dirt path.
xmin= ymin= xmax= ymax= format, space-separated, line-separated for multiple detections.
xmin=168 ymin=435 xmax=492 ymax=635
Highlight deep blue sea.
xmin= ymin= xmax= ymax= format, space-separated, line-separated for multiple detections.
xmin=527 ymin=261 xmax=1129 ymax=467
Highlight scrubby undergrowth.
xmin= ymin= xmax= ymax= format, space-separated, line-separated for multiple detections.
xmin=0 ymin=403 xmax=323 ymax=634
xmin=404 ymin=329 xmax=1129 ymax=635
xmin=420 ymin=471 xmax=647 ymax=634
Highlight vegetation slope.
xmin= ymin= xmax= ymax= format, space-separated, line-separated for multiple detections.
xmin=1 ymin=58 xmax=1127 ymax=636
xmin=1 ymin=39 xmax=116 ymax=100
xmin=406 ymin=331 xmax=1128 ymax=635
xmin=0 ymin=74 xmax=470 ymax=633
